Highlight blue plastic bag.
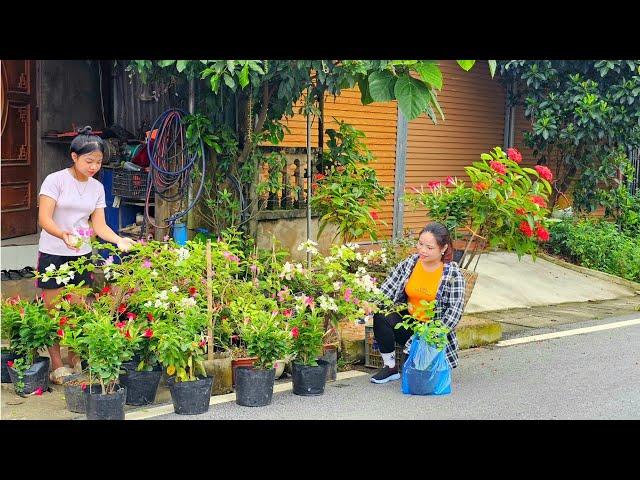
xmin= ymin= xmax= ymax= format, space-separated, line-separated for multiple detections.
xmin=401 ymin=334 xmax=451 ymax=395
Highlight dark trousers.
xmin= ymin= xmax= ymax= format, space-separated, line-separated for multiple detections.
xmin=373 ymin=309 xmax=412 ymax=354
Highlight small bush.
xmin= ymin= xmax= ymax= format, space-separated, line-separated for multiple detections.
xmin=547 ymin=219 xmax=640 ymax=282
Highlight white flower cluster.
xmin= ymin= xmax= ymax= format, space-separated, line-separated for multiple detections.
xmin=354 ymin=269 xmax=381 ymax=294
xmin=318 ymin=295 xmax=338 ymax=312
xmin=280 ymin=262 xmax=305 ymax=280
xmin=297 ymin=239 xmax=319 ymax=255
xmin=42 ymin=262 xmax=76 ymax=285
xmin=179 ymin=297 xmax=197 ymax=309
xmin=175 ymin=247 xmax=191 ymax=264
xmin=332 ymin=281 xmax=343 ymax=291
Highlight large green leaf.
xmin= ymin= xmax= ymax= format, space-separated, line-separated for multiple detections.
xmin=457 ymin=60 xmax=476 ymax=71
xmin=176 ymin=60 xmax=188 ymax=73
xmin=368 ymin=70 xmax=396 ymax=102
xmin=415 ymin=61 xmax=443 ymax=90
xmin=488 ymin=60 xmax=497 ymax=78
xmin=238 ymin=63 xmax=249 ymax=89
xmin=394 ymin=75 xmax=431 ymax=121
xmin=357 ymin=77 xmax=374 ymax=105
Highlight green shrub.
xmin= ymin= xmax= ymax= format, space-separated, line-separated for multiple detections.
xmin=547 ymin=219 xmax=640 ymax=282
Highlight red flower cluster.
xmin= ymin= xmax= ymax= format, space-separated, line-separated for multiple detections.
xmin=426 ymin=180 xmax=442 ymax=191
xmin=143 ymin=328 xmax=154 ymax=338
xmin=100 ymin=286 xmax=111 ymax=296
xmin=291 ymin=327 xmax=300 ymax=338
xmin=59 ymin=316 xmax=68 ymax=327
xmin=507 ymin=147 xmax=523 ymax=163
xmin=515 ymin=208 xmax=527 ymax=215
xmin=534 ymin=165 xmax=553 ymax=182
xmin=474 ymin=182 xmax=489 ymax=192
xmin=445 ymin=176 xmax=456 ymax=186
xmin=115 ymin=321 xmax=126 ymax=329
xmin=117 ymin=304 xmax=127 ymax=314
xmin=7 ymin=360 xmax=14 ymax=368
xmin=530 ymin=195 xmax=547 ymax=208
xmin=189 ymin=287 xmax=197 ymax=297
xmin=519 ymin=221 xmax=534 ymax=238
xmin=536 ymin=224 xmax=550 ymax=241
xmin=313 ymin=173 xmax=326 ymax=181
xmin=127 ymin=312 xmax=137 ymax=321
xmin=489 ymin=161 xmax=507 ymax=175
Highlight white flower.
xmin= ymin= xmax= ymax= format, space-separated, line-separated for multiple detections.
xmin=67 ymin=271 xmax=75 ymax=280
xmin=45 ymin=264 xmax=57 ymax=273
xmin=144 ymin=301 xmax=153 ymax=308
xmin=179 ymin=297 xmax=197 ymax=309
xmin=171 ymin=286 xmax=179 ymax=293
xmin=345 ymin=242 xmax=359 ymax=251
xmin=280 ymin=262 xmax=294 ymax=280
xmin=295 ymin=263 xmax=305 ymax=273
xmin=154 ymin=300 xmax=169 ymax=309
xmin=355 ymin=252 xmax=363 ymax=261
xmin=151 ymin=270 xmax=159 ymax=278
xmin=332 ymin=281 xmax=342 ymax=291
xmin=297 ymin=239 xmax=319 ymax=255
xmin=176 ymin=247 xmax=191 ymax=262
xmin=156 ymin=290 xmax=169 ymax=301
xmin=327 ymin=271 xmax=335 ymax=279
xmin=318 ymin=295 xmax=338 ymax=312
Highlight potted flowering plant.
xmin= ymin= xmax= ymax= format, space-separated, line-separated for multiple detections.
xmin=3 ymin=296 xmax=57 ymax=396
xmin=229 ymin=293 xmax=291 ymax=407
xmin=409 ymin=146 xmax=555 ymax=271
xmin=1 ymin=295 xmax=23 ymax=383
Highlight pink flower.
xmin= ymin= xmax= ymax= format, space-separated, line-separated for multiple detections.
xmin=507 ymin=147 xmax=523 ymax=163
xmin=250 ymin=264 xmax=258 ymax=274
xmin=33 ymin=387 xmax=43 ymax=396
xmin=127 ymin=312 xmax=137 ymax=321
xmin=445 ymin=176 xmax=456 ymax=187
xmin=7 ymin=360 xmax=14 ymax=368
xmin=291 ymin=327 xmax=300 ymax=338
xmin=64 ymin=294 xmax=73 ymax=302
xmin=344 ymin=288 xmax=353 ymax=302
xmin=222 ymin=251 xmax=240 ymax=263
xmin=304 ymin=296 xmax=315 ymax=308
xmin=138 ymin=238 xmax=147 ymax=246
xmin=86 ymin=228 xmax=94 ymax=237
xmin=81 ymin=383 xmax=87 ymax=391
xmin=283 ymin=309 xmax=293 ymax=318
xmin=77 ymin=227 xmax=86 ymax=236
xmin=143 ymin=328 xmax=154 ymax=338
xmin=489 ymin=161 xmax=507 ymax=175
xmin=57 ymin=329 xmax=64 ymax=337
xmin=427 ymin=180 xmax=442 ymax=191
xmin=142 ymin=259 xmax=152 ymax=269
xmin=534 ymin=165 xmax=553 ymax=182
xmin=277 ymin=288 xmax=289 ymax=303
xmin=199 ymin=339 xmax=207 ymax=348
xmin=163 ymin=234 xmax=170 ymax=241
xmin=115 ymin=321 xmax=126 ymax=329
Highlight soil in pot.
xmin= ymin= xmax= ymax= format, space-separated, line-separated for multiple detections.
xmin=85 ymin=384 xmax=126 ymax=420
xmin=119 ymin=369 xmax=162 ymax=406
xmin=235 ymin=367 xmax=275 ymax=407
xmin=291 ymin=359 xmax=329 ymax=396
xmin=167 ymin=376 xmax=213 ymax=415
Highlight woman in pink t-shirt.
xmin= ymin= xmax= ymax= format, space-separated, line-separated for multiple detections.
xmin=37 ymin=126 xmax=135 ymax=384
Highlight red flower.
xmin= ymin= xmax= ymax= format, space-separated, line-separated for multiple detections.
xmin=370 ymin=210 xmax=379 ymax=220
xmin=100 ymin=286 xmax=111 ymax=295
xmin=7 ymin=360 xmax=14 ymax=368
xmin=143 ymin=328 xmax=154 ymax=338
xmin=283 ymin=309 xmax=293 ymax=318
xmin=117 ymin=304 xmax=127 ymax=314
xmin=530 ymin=195 xmax=547 ymax=208
xmin=519 ymin=221 xmax=534 ymax=238
xmin=146 ymin=312 xmax=154 ymax=322
xmin=515 ymin=208 xmax=527 ymax=215
xmin=534 ymin=165 xmax=553 ymax=182
xmin=125 ymin=330 xmax=132 ymax=339
xmin=57 ymin=329 xmax=64 ymax=337
xmin=33 ymin=387 xmax=43 ymax=396
xmin=189 ymin=287 xmax=197 ymax=297
xmin=115 ymin=321 xmax=126 ymax=329
xmin=507 ymin=147 xmax=523 ymax=163
xmin=495 ymin=178 xmax=504 ymax=185
xmin=199 ymin=339 xmax=207 ymax=348
xmin=291 ymin=327 xmax=300 ymax=338
xmin=474 ymin=182 xmax=488 ymax=192
xmin=489 ymin=161 xmax=507 ymax=175
xmin=64 ymin=294 xmax=73 ymax=302
xmin=59 ymin=317 xmax=68 ymax=327
xmin=313 ymin=173 xmax=326 ymax=181
xmin=445 ymin=176 xmax=456 ymax=187
xmin=127 ymin=312 xmax=137 ymax=321
xmin=427 ymin=180 xmax=442 ymax=191
xmin=536 ymin=224 xmax=550 ymax=242
xmin=81 ymin=383 xmax=87 ymax=391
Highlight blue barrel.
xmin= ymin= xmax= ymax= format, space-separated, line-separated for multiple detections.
xmin=173 ymin=222 xmax=187 ymax=245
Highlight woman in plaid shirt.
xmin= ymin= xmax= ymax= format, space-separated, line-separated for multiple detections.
xmin=371 ymin=222 xmax=466 ymax=384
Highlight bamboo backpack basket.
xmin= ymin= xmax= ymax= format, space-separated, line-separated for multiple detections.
xmin=460 ymin=268 xmax=478 ymax=310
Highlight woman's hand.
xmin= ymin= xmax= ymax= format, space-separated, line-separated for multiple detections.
xmin=116 ymin=236 xmax=136 ymax=252
xmin=61 ymin=231 xmax=81 ymax=251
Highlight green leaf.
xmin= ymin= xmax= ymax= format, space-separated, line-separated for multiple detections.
xmin=210 ymin=75 xmax=221 ymax=93
xmin=357 ymin=77 xmax=374 ymax=105
xmin=368 ymin=70 xmax=397 ymax=102
xmin=238 ymin=63 xmax=250 ymax=89
xmin=394 ymin=75 xmax=430 ymax=121
xmin=176 ymin=60 xmax=188 ymax=73
xmin=223 ymin=74 xmax=235 ymax=91
xmin=415 ymin=61 xmax=443 ymax=90
xmin=158 ymin=60 xmax=176 ymax=68
xmin=456 ymin=60 xmax=476 ymax=71
xmin=488 ymin=60 xmax=497 ymax=78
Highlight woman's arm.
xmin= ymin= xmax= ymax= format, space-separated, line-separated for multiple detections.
xmin=39 ymin=195 xmax=79 ymax=251
xmin=439 ymin=269 xmax=466 ymax=330
xmin=91 ymin=208 xmax=135 ymax=251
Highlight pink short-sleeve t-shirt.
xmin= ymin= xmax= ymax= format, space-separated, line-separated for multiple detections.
xmin=38 ymin=168 xmax=106 ymax=256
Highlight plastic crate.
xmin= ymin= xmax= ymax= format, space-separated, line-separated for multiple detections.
xmin=112 ymin=169 xmax=153 ymax=200
xmin=364 ymin=325 xmax=405 ymax=369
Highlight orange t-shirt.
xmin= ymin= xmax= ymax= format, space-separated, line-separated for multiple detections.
xmin=405 ymin=262 xmax=443 ymax=321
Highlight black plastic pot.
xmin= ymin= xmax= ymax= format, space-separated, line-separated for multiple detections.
xmin=291 ymin=359 xmax=329 ymax=396
xmin=1 ymin=350 xmax=18 ymax=383
xmin=85 ymin=384 xmax=126 ymax=420
xmin=320 ymin=348 xmax=337 ymax=382
xmin=167 ymin=376 xmax=213 ymax=415
xmin=7 ymin=357 xmax=50 ymax=395
xmin=119 ymin=369 xmax=162 ymax=406
xmin=235 ymin=367 xmax=275 ymax=407
xmin=63 ymin=374 xmax=101 ymax=414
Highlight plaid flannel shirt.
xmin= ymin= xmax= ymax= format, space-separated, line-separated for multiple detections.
xmin=380 ymin=254 xmax=466 ymax=368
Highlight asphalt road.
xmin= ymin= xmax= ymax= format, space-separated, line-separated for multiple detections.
xmin=153 ymin=314 xmax=640 ymax=420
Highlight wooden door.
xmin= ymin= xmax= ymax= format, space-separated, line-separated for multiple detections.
xmin=1 ymin=59 xmax=38 ymax=239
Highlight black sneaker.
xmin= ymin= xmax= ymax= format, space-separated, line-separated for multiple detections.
xmin=370 ymin=365 xmax=400 ymax=384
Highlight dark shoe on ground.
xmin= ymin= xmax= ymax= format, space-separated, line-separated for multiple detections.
xmin=370 ymin=365 xmax=400 ymax=384
xmin=18 ymin=266 xmax=36 ymax=278
xmin=5 ymin=270 xmax=23 ymax=280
